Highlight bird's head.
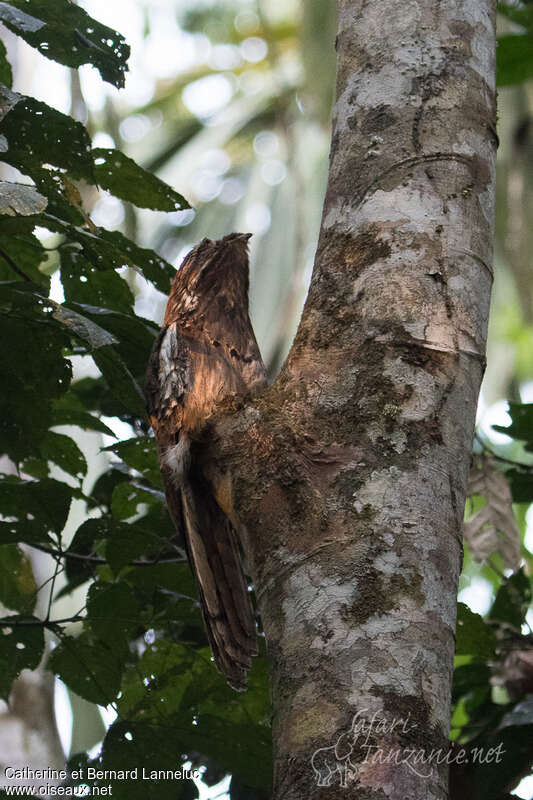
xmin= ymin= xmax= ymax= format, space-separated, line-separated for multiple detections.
xmin=221 ymin=232 xmax=253 ymax=247
xmin=180 ymin=233 xmax=252 ymax=282
xmin=169 ymin=233 xmax=253 ymax=310
xmin=191 ymin=232 xmax=252 ymax=260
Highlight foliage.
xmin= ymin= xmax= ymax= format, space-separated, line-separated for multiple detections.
xmin=498 ymin=1 xmax=533 ymax=86
xmin=465 ymin=455 xmax=521 ymax=570
xmin=453 ymin=407 xmax=533 ymax=798
xmin=0 ymin=0 xmax=130 ymax=88
xmin=0 ymin=2 xmax=269 ymax=798
xmin=450 ymin=578 xmax=533 ymax=798
xmin=0 ymin=1 xmax=532 ymax=800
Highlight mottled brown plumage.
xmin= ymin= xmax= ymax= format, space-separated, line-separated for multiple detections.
xmin=145 ymin=233 xmax=266 ymax=690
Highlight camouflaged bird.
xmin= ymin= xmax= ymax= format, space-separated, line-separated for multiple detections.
xmin=144 ymin=233 xmax=266 ymax=690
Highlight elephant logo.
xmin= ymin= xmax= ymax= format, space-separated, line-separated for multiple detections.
xmin=310 ymin=709 xmax=418 ymax=786
xmin=310 ymin=713 xmax=363 ymax=788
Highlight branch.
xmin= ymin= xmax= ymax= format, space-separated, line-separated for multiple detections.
xmin=29 ymin=542 xmax=187 ymax=565
xmin=45 ymin=557 xmax=64 ymax=623
xmin=0 ymin=245 xmax=33 ymax=282
xmin=0 ymin=615 xmax=85 ymax=628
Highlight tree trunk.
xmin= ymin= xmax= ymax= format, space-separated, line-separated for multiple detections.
xmin=207 ymin=0 xmax=496 ymax=798
xmin=0 ymin=547 xmax=65 ymax=789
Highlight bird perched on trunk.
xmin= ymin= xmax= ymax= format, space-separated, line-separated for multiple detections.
xmin=144 ymin=233 xmax=267 ymax=690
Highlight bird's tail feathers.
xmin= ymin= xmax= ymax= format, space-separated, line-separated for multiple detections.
xmin=180 ymin=474 xmax=257 ymax=691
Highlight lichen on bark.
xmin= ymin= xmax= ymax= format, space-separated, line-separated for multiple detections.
xmin=208 ymin=1 xmax=497 ymax=797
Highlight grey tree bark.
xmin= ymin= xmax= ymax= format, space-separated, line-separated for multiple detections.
xmin=206 ymin=0 xmax=497 ymax=798
xmin=0 ymin=545 xmax=64 ymax=789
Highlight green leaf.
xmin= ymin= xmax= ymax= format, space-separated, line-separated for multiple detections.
xmin=0 ymin=544 xmax=37 ymax=612
xmin=103 ymin=437 xmax=161 ymax=487
xmin=101 ymin=721 xmax=194 ymax=800
xmin=65 ymin=517 xmax=164 ymax=581
xmin=51 ymin=394 xmax=117 ymax=438
xmin=30 ymin=167 xmax=85 ymax=224
xmin=0 ymin=0 xmax=129 ymax=88
xmin=121 ymin=640 xmax=273 ymax=788
xmin=455 ymin=603 xmax=497 ymax=661
xmin=64 ymin=517 xmax=117 ymax=585
xmin=89 ymin=468 xmax=127 ymax=510
xmin=506 ymin=467 xmax=533 ymax=502
xmin=91 ymin=345 xmax=147 ymax=419
xmin=229 ymin=777 xmax=270 ymax=800
xmin=23 ymin=212 xmax=176 ymax=295
xmin=0 ymin=476 xmax=72 ymax=545
xmin=20 ymin=456 xmax=50 ymax=480
xmin=66 ymin=752 xmax=100 ymax=793
xmin=182 ymin=647 xmax=271 ymax=730
xmin=71 ymin=376 xmax=135 ymax=421
xmin=0 ymin=284 xmax=143 ymax=450
xmin=129 ymin=498 xmax=175 ymax=543
xmin=0 ymin=284 xmax=72 ymax=459
xmin=51 ymin=301 xmax=119 ymax=348
xmin=0 ymin=181 xmax=47 ymax=216
xmin=47 ymin=301 xmax=147 ymax=419
xmin=104 ymin=523 xmax=162 ymax=576
xmin=48 ymin=631 xmax=123 ymax=705
xmin=186 ymin=713 xmax=272 ymax=789
xmin=111 ymin=481 xmax=160 ymax=521
xmin=493 ymin=402 xmax=533 ymax=444
xmin=450 ymin=724 xmax=533 ymax=799
xmin=87 ymin=581 xmax=140 ymax=654
xmin=92 ymin=149 xmax=189 ymax=211
xmin=125 ymin=562 xmax=196 ymax=600
xmin=68 ymin=302 xmax=158 ymax=379
xmin=0 ymin=283 xmax=145 ymax=423
xmin=0 ymin=39 xmax=12 ymax=88
xmin=116 ymin=635 xmax=272 ymax=788
xmin=0 ymin=86 xmax=94 ymax=181
xmin=0 ymin=218 xmax=50 ymax=289
xmin=40 ymin=430 xmax=87 ymax=478
xmin=60 ymin=247 xmax=135 ymax=314
xmin=98 ymin=229 xmax=175 ymax=294
xmin=0 ymin=615 xmax=45 ymax=699
xmin=0 ymin=283 xmax=143 ymax=450
xmin=118 ymin=640 xmax=194 ymax=720
xmin=497 ymin=33 xmax=533 ymax=86
xmin=452 ymin=663 xmax=491 ymax=705
xmin=489 ymin=569 xmax=532 ymax=628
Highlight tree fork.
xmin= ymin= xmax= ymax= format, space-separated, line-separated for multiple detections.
xmin=207 ymin=0 xmax=496 ymax=797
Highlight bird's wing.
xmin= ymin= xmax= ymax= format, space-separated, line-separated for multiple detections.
xmin=181 ymin=469 xmax=258 ymax=691
xmin=145 ymin=324 xmax=188 ymax=442
xmin=145 ymin=322 xmax=258 ymax=690
xmin=195 ymin=285 xmax=267 ymax=395
xmin=145 ymin=323 xmax=189 ymax=550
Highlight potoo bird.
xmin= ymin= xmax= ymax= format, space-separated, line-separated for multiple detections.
xmin=144 ymin=233 xmax=267 ymax=690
